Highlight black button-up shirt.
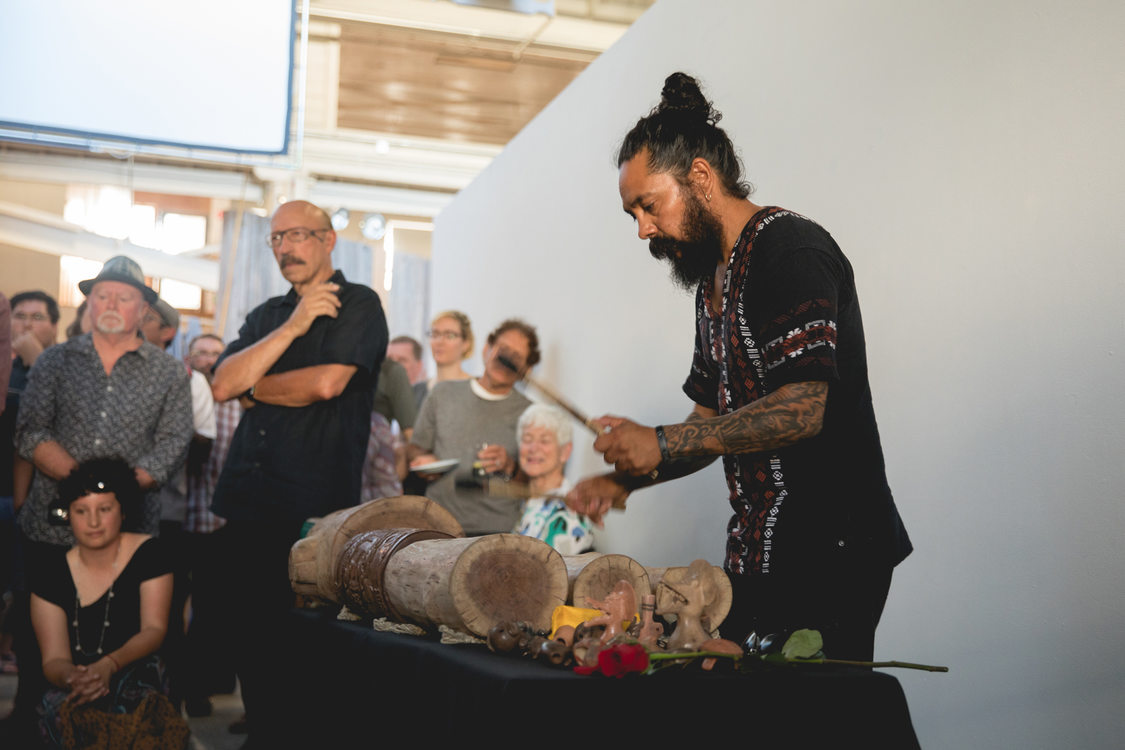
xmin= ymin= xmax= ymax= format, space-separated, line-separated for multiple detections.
xmin=212 ymin=271 xmax=387 ymax=521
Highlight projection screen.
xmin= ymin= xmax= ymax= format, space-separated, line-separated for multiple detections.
xmin=0 ymin=0 xmax=295 ymax=154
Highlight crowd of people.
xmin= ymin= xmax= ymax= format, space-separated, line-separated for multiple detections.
xmin=0 ymin=200 xmax=594 ymax=749
xmin=0 ymin=70 xmax=913 ymax=749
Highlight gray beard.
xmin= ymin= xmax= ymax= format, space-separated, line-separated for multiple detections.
xmin=95 ymin=314 xmax=126 ymax=334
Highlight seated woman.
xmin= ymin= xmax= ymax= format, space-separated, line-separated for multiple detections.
xmin=512 ymin=404 xmax=594 ymax=555
xmin=30 ymin=457 xmax=186 ymax=748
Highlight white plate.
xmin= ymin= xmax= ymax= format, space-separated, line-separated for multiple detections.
xmin=411 ymin=459 xmax=460 ymax=476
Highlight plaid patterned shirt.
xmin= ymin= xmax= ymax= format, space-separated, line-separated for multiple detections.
xmin=185 ymin=397 xmax=241 ymax=533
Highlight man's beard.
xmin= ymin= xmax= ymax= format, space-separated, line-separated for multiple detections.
xmin=95 ymin=312 xmax=126 ymax=334
xmin=648 ymin=189 xmax=726 ymax=291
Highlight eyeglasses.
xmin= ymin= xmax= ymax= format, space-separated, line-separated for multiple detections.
xmin=428 ymin=330 xmax=463 ymax=341
xmin=266 ymin=227 xmax=329 ymax=248
xmin=13 ymin=312 xmax=50 ymax=323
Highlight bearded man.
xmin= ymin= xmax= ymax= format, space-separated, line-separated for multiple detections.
xmin=17 ymin=256 xmax=193 ymax=542
xmin=568 ymin=73 xmax=912 ymax=661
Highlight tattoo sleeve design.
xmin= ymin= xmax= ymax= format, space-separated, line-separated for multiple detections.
xmin=611 ymin=409 xmax=719 ymax=492
xmin=665 ymin=381 xmax=828 ymax=459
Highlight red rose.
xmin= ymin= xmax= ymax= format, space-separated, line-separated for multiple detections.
xmin=615 ymin=644 xmax=649 ymax=674
xmin=575 ymin=643 xmax=650 ymax=677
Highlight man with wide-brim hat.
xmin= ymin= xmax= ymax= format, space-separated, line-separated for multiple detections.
xmin=77 ymin=254 xmax=159 ymax=304
xmin=8 ymin=254 xmax=193 ymax=740
xmin=18 ymin=252 xmax=191 ymax=521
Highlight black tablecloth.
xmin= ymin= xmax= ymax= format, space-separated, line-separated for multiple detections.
xmin=257 ymin=608 xmax=920 ymax=746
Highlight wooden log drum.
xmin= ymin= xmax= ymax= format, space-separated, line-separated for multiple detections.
xmin=288 ymin=495 xmax=463 ymax=604
xmin=335 ymin=532 xmax=569 ymax=638
xmin=567 ymin=553 xmax=651 ymax=614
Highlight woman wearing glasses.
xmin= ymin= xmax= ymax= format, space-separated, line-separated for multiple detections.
xmin=427 ymin=310 xmax=474 ymax=385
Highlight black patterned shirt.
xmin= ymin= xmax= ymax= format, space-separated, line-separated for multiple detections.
xmin=683 ymin=207 xmax=912 ymax=580
xmin=16 ymin=333 xmax=193 ymax=545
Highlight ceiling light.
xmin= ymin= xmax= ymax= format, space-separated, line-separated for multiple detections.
xmin=331 ymin=208 xmax=350 ymax=230
xmin=361 ymin=213 xmax=387 ymax=241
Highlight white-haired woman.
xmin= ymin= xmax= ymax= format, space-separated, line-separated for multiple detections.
xmin=513 ymin=404 xmax=593 ymax=554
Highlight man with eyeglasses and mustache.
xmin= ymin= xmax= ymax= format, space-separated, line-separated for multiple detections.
xmin=209 ymin=200 xmax=387 ymax=742
xmin=566 ymin=73 xmax=912 ymax=662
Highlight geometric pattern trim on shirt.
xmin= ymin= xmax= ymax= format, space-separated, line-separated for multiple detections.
xmin=687 ymin=207 xmax=839 ymax=576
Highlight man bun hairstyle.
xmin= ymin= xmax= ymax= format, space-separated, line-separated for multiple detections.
xmin=618 ymin=72 xmax=753 ymax=200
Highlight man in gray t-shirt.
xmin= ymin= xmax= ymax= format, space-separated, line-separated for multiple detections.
xmin=408 ymin=319 xmax=539 ymax=535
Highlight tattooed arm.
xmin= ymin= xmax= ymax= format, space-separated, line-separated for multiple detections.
xmin=595 ymin=381 xmax=827 ymax=476
xmin=664 ymin=381 xmax=827 ymax=458
xmin=567 ymin=406 xmax=718 ymax=524
xmin=569 ymin=382 xmax=827 ymax=523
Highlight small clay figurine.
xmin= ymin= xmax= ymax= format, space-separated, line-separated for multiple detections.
xmin=658 ymin=560 xmax=713 ymax=651
xmin=488 ymin=621 xmax=524 ymax=653
xmin=488 ymin=621 xmax=539 ymax=654
xmin=571 ymin=623 xmax=604 ymax=668
xmin=553 ymin=624 xmax=576 ymax=647
xmin=530 ymin=637 xmax=570 ymax=665
xmin=698 ymin=638 xmax=744 ymax=670
xmin=583 ymin=580 xmax=637 ymax=645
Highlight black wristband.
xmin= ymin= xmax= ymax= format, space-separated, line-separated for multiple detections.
xmin=654 ymin=425 xmax=671 ymax=463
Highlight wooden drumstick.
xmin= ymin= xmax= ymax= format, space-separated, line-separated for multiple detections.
xmin=456 ymin=476 xmax=567 ymax=503
xmin=495 ymin=353 xmax=602 ymax=434
xmin=495 ymin=353 xmax=659 ymax=481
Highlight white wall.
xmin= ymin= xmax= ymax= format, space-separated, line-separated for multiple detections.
xmin=431 ymin=1 xmax=1125 ymax=746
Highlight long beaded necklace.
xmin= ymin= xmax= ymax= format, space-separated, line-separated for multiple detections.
xmin=72 ymin=537 xmax=122 ymax=659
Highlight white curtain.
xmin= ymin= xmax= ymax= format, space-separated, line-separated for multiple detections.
xmin=386 ymin=250 xmax=431 ymax=343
